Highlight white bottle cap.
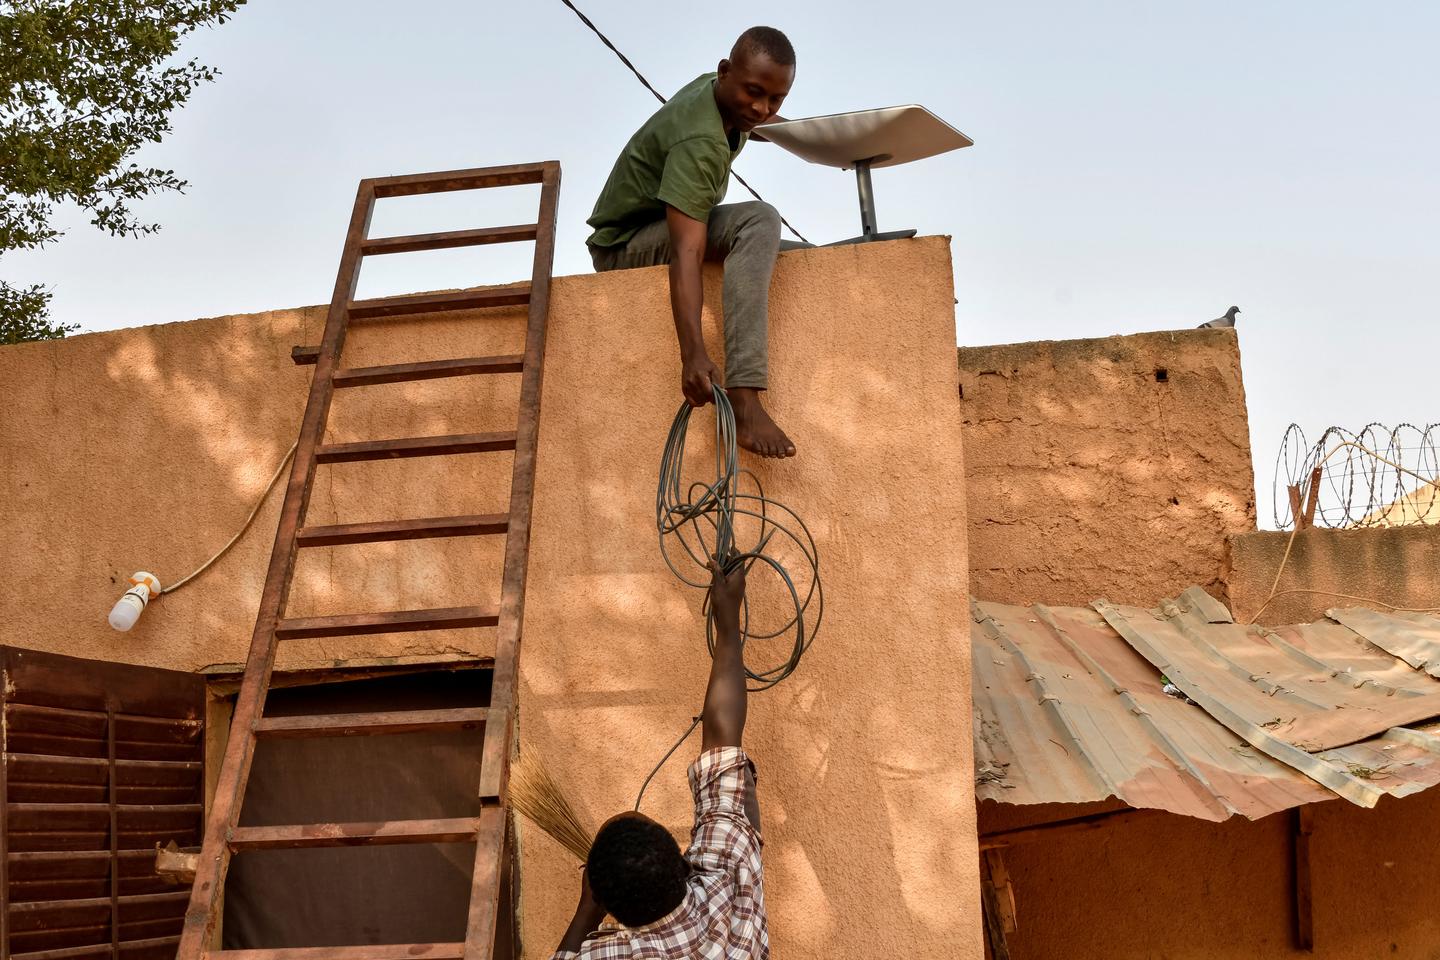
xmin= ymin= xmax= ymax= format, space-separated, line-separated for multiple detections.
xmin=108 ymin=572 xmax=161 ymax=632
xmin=109 ymin=592 xmax=146 ymax=631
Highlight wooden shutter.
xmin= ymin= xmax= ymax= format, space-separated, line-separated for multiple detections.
xmin=1 ymin=647 xmax=205 ymax=960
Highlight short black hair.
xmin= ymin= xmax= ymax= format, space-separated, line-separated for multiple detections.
xmin=587 ymin=815 xmax=689 ymax=927
xmin=731 ymin=26 xmax=796 ymax=67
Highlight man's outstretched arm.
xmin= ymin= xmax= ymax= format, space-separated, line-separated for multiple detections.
xmin=701 ymin=560 xmax=761 ymax=831
xmin=702 ymin=559 xmax=747 ymax=750
xmin=666 ymin=205 xmax=720 ymax=408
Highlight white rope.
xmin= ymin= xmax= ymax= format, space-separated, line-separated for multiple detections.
xmin=161 ymin=441 xmax=298 ymax=594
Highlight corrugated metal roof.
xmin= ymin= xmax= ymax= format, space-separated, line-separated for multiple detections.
xmin=973 ymin=588 xmax=1440 ymax=820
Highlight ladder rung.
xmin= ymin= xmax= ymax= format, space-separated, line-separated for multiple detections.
xmin=369 ymin=162 xmax=551 ymax=197
xmin=348 ymin=286 xmax=530 ymax=320
xmin=8 ymin=801 xmax=201 ymax=815
xmin=208 ymin=945 xmax=465 ymax=960
xmin=275 ymin=606 xmax=499 ymax=640
xmin=296 ymin=513 xmax=509 ymax=547
xmin=332 ymin=355 xmax=523 ymax=388
xmin=360 ymin=224 xmax=538 ymax=256
xmin=15 ymin=936 xmax=180 ymax=960
xmin=8 ymin=850 xmax=156 ymax=865
xmin=229 ymin=817 xmax=480 ymax=850
xmin=291 ymin=345 xmax=320 ymax=366
xmin=253 ymin=708 xmax=487 ymax=739
xmin=315 ymin=431 xmax=517 ymax=463
xmin=9 ymin=890 xmax=190 ymax=913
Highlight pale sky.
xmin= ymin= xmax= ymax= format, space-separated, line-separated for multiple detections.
xmin=6 ymin=1 xmax=1438 ymax=527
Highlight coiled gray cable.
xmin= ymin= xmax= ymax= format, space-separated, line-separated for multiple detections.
xmin=656 ymin=385 xmax=823 ymax=689
xmin=637 ymin=385 xmax=822 ymax=809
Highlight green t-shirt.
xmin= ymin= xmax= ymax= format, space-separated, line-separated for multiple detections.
xmin=586 ymin=73 xmax=747 ymax=248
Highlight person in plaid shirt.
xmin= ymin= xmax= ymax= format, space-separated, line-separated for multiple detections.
xmin=550 ymin=559 xmax=768 ymax=959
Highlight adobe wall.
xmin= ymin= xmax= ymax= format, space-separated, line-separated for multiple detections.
xmin=1227 ymin=526 xmax=1440 ymax=625
xmin=0 ymin=237 xmax=979 ymax=958
xmin=981 ymin=789 xmax=1440 ymax=959
xmin=958 ymin=329 xmax=1256 ymax=608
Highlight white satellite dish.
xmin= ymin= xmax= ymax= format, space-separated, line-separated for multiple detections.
xmin=758 ymin=105 xmax=973 ymax=244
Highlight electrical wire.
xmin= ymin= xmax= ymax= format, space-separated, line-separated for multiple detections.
xmin=556 ymin=0 xmax=668 ymax=104
xmin=636 ymin=385 xmax=822 ymax=810
xmin=634 ymin=716 xmax=701 ymax=811
xmin=161 ymin=441 xmax=297 ymax=594
xmin=1246 ymin=589 xmax=1440 ymax=624
xmin=554 ymin=0 xmax=812 ymax=244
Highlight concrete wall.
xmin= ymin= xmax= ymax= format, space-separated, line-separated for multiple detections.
xmin=958 ymin=329 xmax=1256 ymax=608
xmin=1228 ymin=525 xmax=1440 ymax=624
xmin=981 ymin=790 xmax=1440 ymax=959
xmin=0 ymin=237 xmax=980 ymax=959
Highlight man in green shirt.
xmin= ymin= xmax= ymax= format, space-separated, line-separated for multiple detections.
xmin=587 ymin=26 xmax=802 ymax=459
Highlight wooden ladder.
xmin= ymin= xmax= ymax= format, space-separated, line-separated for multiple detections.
xmin=176 ymin=161 xmax=561 ymax=960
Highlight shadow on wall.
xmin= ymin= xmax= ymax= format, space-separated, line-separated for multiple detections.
xmin=1227 ymin=525 xmax=1440 ymax=625
xmin=3 ymin=308 xmax=317 ymax=670
xmin=1 ymin=235 xmax=982 ymax=959
xmin=958 ymin=329 xmax=1257 ymax=609
xmin=0 ymin=298 xmax=537 ymax=671
xmin=513 ymin=240 xmax=977 ymax=958
xmin=515 ymin=633 xmax=959 ymax=950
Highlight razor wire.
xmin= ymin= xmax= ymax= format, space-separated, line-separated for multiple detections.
xmin=1274 ymin=423 xmax=1440 ymax=530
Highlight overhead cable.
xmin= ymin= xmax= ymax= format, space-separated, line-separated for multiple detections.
xmin=554 ymin=0 xmax=811 ymax=244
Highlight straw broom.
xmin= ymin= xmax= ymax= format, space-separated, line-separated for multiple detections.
xmin=508 ymin=746 xmax=593 ymax=862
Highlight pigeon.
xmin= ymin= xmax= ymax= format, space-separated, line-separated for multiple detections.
xmin=1199 ymin=306 xmax=1240 ymax=329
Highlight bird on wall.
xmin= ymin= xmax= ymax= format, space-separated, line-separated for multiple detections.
xmin=1199 ymin=306 xmax=1241 ymax=329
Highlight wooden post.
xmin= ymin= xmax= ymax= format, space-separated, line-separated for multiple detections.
xmin=1288 ymin=484 xmax=1306 ymax=530
xmin=984 ymin=850 xmax=1017 ymax=933
xmin=106 ymin=706 xmax=119 ymax=960
xmin=1293 ymin=805 xmax=1315 ymax=952
xmin=980 ymin=850 xmax=1013 ymax=960
xmin=1301 ymin=466 xmax=1323 ymax=530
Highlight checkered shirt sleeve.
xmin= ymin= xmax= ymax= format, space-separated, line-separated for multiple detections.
xmin=549 ymin=747 xmax=768 ymax=959
xmin=686 ymin=745 xmax=762 ymax=871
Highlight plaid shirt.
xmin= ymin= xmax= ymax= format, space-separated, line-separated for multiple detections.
xmin=552 ymin=747 xmax=769 ymax=959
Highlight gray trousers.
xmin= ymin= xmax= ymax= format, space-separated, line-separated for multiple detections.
xmin=589 ymin=201 xmax=808 ymax=390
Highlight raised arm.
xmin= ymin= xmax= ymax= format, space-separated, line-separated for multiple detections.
xmin=701 ymin=560 xmax=761 ymax=831
xmin=666 ymin=205 xmax=720 ymax=408
xmin=702 ymin=559 xmax=747 ymax=750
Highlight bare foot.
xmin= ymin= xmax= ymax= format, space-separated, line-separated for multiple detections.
xmin=729 ymin=388 xmax=796 ymax=459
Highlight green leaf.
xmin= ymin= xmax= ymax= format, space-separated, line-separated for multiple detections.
xmin=0 ymin=281 xmax=74 ymax=343
xmin=1 ymin=0 xmax=246 ymax=335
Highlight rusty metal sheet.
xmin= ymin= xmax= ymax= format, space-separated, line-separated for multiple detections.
xmin=1309 ymin=721 xmax=1440 ymax=799
xmin=1327 ymin=608 xmax=1440 ymax=679
xmin=972 ymin=601 xmax=1333 ymax=822
xmin=1095 ymin=591 xmax=1440 ymax=808
xmin=975 ymin=590 xmax=1440 ymax=820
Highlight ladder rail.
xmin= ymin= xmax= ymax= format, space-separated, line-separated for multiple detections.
xmin=177 ymin=182 xmax=376 ymax=959
xmin=465 ymin=161 xmax=561 ymax=958
xmin=177 ymin=162 xmax=560 ymax=960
